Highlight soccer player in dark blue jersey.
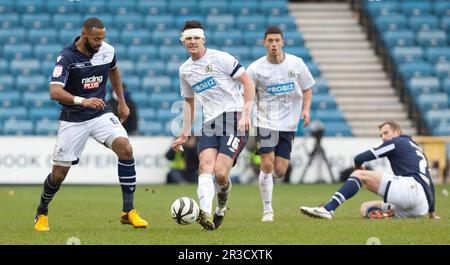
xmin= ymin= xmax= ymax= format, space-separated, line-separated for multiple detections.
xmin=301 ymin=121 xmax=440 ymax=219
xmin=34 ymin=17 xmax=148 ymax=231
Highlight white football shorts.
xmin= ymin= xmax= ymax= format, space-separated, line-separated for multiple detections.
xmin=52 ymin=112 xmax=128 ymax=166
xmin=378 ymin=173 xmax=428 ymax=218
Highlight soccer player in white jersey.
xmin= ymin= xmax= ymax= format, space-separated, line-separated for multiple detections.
xmin=33 ymin=18 xmax=148 ymax=231
xmin=247 ymin=26 xmax=314 ymax=222
xmin=172 ymin=20 xmax=255 ymax=230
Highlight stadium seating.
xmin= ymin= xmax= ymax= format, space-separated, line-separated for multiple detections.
xmin=0 ymin=0 xmax=351 ymax=136
xmin=364 ymin=0 xmax=450 ymax=135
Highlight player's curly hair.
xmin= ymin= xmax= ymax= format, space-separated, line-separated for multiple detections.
xmin=181 ymin=20 xmax=204 ymax=32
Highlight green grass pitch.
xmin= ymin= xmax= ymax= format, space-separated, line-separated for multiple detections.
xmin=1 ymin=184 xmax=449 ymax=245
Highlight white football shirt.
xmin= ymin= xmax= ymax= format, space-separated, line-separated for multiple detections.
xmin=179 ymin=48 xmax=245 ymax=122
xmin=247 ymin=53 xmax=315 ymax=131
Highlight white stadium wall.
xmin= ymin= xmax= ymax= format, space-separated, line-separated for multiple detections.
xmin=0 ymin=137 xmax=391 ymax=185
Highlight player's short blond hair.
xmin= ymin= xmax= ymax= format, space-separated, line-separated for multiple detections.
xmin=378 ymin=121 xmax=402 ymax=134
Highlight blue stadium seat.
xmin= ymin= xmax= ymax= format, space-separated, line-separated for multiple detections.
xmin=284 ymin=47 xmax=312 ymax=61
xmin=382 ymin=30 xmax=415 ymax=47
xmin=21 ymin=14 xmax=51 ymax=29
xmin=15 ymin=0 xmax=45 ymax=14
xmin=323 ymin=122 xmax=352 ymax=137
xmin=433 ymin=1 xmax=450 ymax=17
xmin=443 ymin=79 xmax=450 ymax=94
xmin=250 ymin=46 xmax=267 ymax=60
xmin=135 ymin=61 xmax=166 ymax=78
xmin=435 ymin=63 xmax=450 ymax=79
xmin=3 ymin=120 xmax=34 ymax=135
xmin=425 ymin=47 xmax=450 ymax=63
xmin=416 ymin=93 xmax=448 ymax=111
xmin=107 ymin=1 xmax=136 ymax=14
xmin=407 ymin=77 xmax=441 ymax=96
xmin=242 ymin=31 xmax=264 ymax=46
xmin=441 ymin=17 xmax=450 ymax=32
xmin=52 ymin=14 xmax=82 ymax=30
xmin=137 ymin=108 xmax=156 ymax=121
xmin=432 ymin=124 xmax=450 ymax=136
xmin=155 ymin=109 xmax=178 ymax=122
xmin=283 ymin=31 xmax=304 ymax=47
xmin=311 ymin=94 xmax=337 ymax=110
xmin=400 ymin=1 xmax=432 ymax=16
xmin=409 ymin=16 xmax=439 ymax=31
xmin=0 ymin=107 xmax=27 ymax=121
xmin=0 ymin=0 xmax=14 ymax=14
xmin=267 ymin=16 xmax=297 ymax=31
xmin=28 ymin=107 xmax=59 ymax=122
xmin=212 ymin=31 xmax=242 ymax=46
xmin=149 ymin=93 xmax=179 ymax=109
xmin=144 ymin=15 xmax=174 ymax=31
xmin=117 ymin=60 xmax=134 ymax=76
xmin=259 ymin=0 xmax=289 ymax=16
xmin=312 ymin=78 xmax=329 ymax=94
xmin=104 ymin=28 xmax=119 ymax=44
xmin=236 ymin=16 xmax=266 ymax=32
xmin=10 ymin=59 xmax=40 ymax=75
xmin=137 ymin=0 xmax=167 ymax=15
xmin=315 ymin=109 xmax=346 ymax=122
xmin=166 ymin=61 xmax=182 ymax=76
xmin=306 ymin=62 xmax=321 ymax=78
xmin=0 ymin=28 xmax=27 ymax=44
xmin=221 ymin=46 xmax=251 ymax=61
xmin=206 ymin=15 xmax=235 ymax=31
xmin=126 ymin=45 xmax=157 ymax=62
xmin=416 ymin=31 xmax=447 ymax=47
xmin=77 ymin=0 xmax=106 ymax=14
xmin=365 ymin=1 xmax=399 ymax=17
xmin=46 ymin=0 xmax=75 ymax=14
xmin=121 ymin=75 xmax=141 ymax=92
xmin=120 ymin=30 xmax=151 ymax=45
xmin=398 ymin=62 xmax=433 ymax=80
xmin=113 ymin=44 xmax=126 ymax=60
xmin=158 ymin=46 xmax=187 ymax=62
xmin=0 ymin=91 xmax=20 ymax=107
xmin=15 ymin=75 xmax=47 ymax=92
xmin=199 ymin=1 xmax=227 ymax=16
xmin=28 ymin=29 xmax=58 ymax=45
xmin=425 ymin=109 xmax=450 ymax=129
xmin=153 ymin=30 xmax=180 ymax=46
xmin=168 ymin=1 xmax=198 ymax=16
xmin=229 ymin=1 xmax=259 ymax=16
xmin=374 ymin=14 xmax=408 ymax=32
xmin=391 ymin=46 xmax=424 ymax=64
xmin=130 ymin=91 xmax=149 ymax=108
xmin=0 ymin=60 xmax=8 ymax=74
xmin=58 ymin=29 xmax=81 ymax=46
xmin=0 ymin=14 xmax=19 ymax=29
xmin=114 ymin=13 xmax=144 ymax=30
xmin=138 ymin=120 xmax=163 ymax=135
xmin=35 ymin=119 xmax=59 ymax=135
xmin=0 ymin=75 xmax=13 ymax=92
xmin=174 ymin=15 xmax=205 ymax=30
xmin=41 ymin=60 xmax=55 ymax=76
xmin=22 ymin=92 xmax=54 ymax=108
xmin=3 ymin=44 xmax=33 ymax=60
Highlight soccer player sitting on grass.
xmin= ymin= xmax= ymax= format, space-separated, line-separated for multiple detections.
xmin=301 ymin=121 xmax=440 ymax=220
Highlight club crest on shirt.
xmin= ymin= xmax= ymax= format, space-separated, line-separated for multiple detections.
xmin=205 ymin=64 xmax=213 ymax=72
xmin=288 ymin=70 xmax=296 ymax=78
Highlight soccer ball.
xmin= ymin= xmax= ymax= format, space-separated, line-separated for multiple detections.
xmin=171 ymin=197 xmax=200 ymax=225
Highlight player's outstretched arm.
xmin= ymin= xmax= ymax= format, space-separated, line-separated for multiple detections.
xmin=50 ymin=83 xmax=106 ymax=110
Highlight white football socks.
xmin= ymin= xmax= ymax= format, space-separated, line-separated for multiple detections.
xmin=259 ymin=171 xmax=274 ymax=214
xmin=197 ymin=173 xmax=215 ymax=215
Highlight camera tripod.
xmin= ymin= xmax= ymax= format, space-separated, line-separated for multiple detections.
xmin=299 ymin=137 xmax=335 ymax=183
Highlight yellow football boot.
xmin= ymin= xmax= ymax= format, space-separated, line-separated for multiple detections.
xmin=120 ymin=209 xmax=148 ymax=228
xmin=34 ymin=215 xmax=50 ymax=232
